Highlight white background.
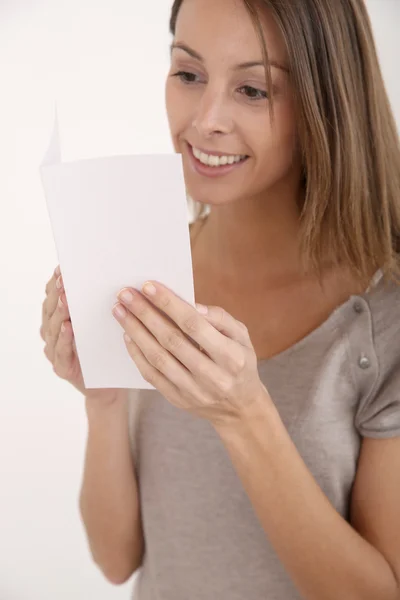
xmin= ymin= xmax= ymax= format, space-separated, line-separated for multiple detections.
xmin=0 ymin=1 xmax=399 ymax=599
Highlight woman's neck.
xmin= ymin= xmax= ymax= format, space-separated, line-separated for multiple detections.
xmin=193 ymin=195 xmax=305 ymax=292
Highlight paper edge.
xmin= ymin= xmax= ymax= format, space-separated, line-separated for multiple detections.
xmin=40 ymin=102 xmax=61 ymax=167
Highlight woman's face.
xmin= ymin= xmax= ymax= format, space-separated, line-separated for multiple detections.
xmin=165 ymin=0 xmax=300 ymax=208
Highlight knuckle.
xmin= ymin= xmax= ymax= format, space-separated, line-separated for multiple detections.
xmin=194 ymin=361 xmax=210 ymax=380
xmin=40 ymin=326 xmax=46 ymax=341
xmin=216 ymin=377 xmax=233 ymax=395
xmin=159 ymin=294 xmax=171 ymax=310
xmin=215 ymin=306 xmax=226 ymax=326
xmin=53 ymin=346 xmax=69 ymax=377
xmin=148 ymin=350 xmax=167 ymax=371
xmin=142 ymin=368 xmax=156 ymax=386
xmin=53 ymin=346 xmax=63 ymax=365
xmin=237 ymin=354 xmax=246 ymax=370
xmin=230 ymin=354 xmax=246 ymax=373
xmin=52 ymin=363 xmax=61 ymax=377
xmin=43 ymin=345 xmax=52 ymax=362
xmin=52 ymin=361 xmax=66 ymax=379
xmin=47 ymin=323 xmax=58 ymax=346
xmin=165 ymin=330 xmax=184 ymax=352
xmin=240 ymin=321 xmax=249 ymax=335
xmin=182 ymin=313 xmax=200 ymax=335
xmin=135 ymin=302 xmax=147 ymax=318
xmin=54 ymin=348 xmax=67 ymax=371
xmin=61 ymin=296 xmax=69 ymax=313
xmin=47 ymin=319 xmax=56 ymax=340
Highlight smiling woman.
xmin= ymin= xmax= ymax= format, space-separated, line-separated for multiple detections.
xmin=168 ymin=0 xmax=400 ymax=286
xmin=71 ymin=1 xmax=400 ymax=599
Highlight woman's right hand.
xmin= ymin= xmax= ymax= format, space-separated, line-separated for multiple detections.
xmin=41 ymin=265 xmax=126 ymax=406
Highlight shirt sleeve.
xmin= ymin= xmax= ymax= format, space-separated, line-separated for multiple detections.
xmin=355 ymin=361 xmax=400 ymax=438
xmin=354 ymin=293 xmax=400 ymax=438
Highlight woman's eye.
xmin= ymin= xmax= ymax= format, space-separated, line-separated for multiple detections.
xmin=238 ymin=85 xmax=268 ymax=100
xmin=171 ymin=71 xmax=200 ymax=84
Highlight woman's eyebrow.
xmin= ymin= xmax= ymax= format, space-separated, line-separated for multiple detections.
xmin=170 ymin=42 xmax=289 ymax=73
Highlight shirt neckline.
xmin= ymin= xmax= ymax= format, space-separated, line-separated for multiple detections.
xmin=256 ymin=268 xmax=383 ymax=367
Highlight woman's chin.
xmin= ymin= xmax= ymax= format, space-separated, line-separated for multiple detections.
xmin=185 ymin=180 xmax=238 ymax=207
xmin=187 ymin=193 xmax=227 ymax=208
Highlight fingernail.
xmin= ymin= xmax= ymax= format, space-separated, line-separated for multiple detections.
xmin=56 ymin=276 xmax=62 ymax=289
xmin=55 ymin=265 xmax=61 ymax=276
xmin=119 ymin=290 xmax=133 ymax=304
xmin=113 ymin=304 xmax=127 ymax=319
xmin=142 ymin=282 xmax=157 ymax=296
xmin=58 ymin=296 xmax=63 ymax=308
xmin=196 ymin=303 xmax=208 ymax=315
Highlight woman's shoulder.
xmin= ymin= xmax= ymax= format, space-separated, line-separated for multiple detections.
xmin=354 ymin=271 xmax=400 ymax=438
xmin=358 ymin=269 xmax=400 ymax=374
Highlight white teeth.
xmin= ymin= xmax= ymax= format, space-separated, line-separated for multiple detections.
xmin=192 ymin=146 xmax=247 ymax=167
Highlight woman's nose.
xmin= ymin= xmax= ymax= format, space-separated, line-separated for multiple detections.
xmin=192 ymin=89 xmax=234 ymax=138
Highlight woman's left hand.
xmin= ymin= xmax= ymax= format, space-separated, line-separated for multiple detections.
xmin=112 ymin=280 xmax=272 ymax=426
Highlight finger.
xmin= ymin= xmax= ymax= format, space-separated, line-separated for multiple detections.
xmin=116 ymin=299 xmax=231 ymax=390
xmin=53 ymin=319 xmax=75 ymax=377
xmin=46 ymin=292 xmax=70 ymax=362
xmin=42 ymin=274 xmax=64 ymax=334
xmin=45 ymin=266 xmax=59 ymax=296
xmin=124 ymin=337 xmax=188 ymax=408
xmin=196 ymin=304 xmax=252 ymax=348
xmin=122 ymin=318 xmax=213 ymax=400
xmin=139 ymin=282 xmax=234 ymax=366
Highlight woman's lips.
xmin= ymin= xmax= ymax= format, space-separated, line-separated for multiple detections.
xmin=186 ymin=143 xmax=249 ymax=178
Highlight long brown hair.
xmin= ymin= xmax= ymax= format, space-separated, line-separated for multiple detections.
xmin=170 ymin=0 xmax=400 ymax=286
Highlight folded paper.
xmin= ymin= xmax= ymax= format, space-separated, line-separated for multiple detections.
xmin=40 ymin=109 xmax=194 ymax=389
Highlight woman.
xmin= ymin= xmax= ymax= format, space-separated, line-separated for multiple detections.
xmin=41 ymin=0 xmax=400 ymax=598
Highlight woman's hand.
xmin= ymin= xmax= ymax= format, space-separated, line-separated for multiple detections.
xmin=41 ymin=266 xmax=126 ymax=406
xmin=112 ymin=281 xmax=272 ymax=426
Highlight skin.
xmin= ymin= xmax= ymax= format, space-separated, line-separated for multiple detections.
xmin=41 ymin=0 xmax=362 ymax=388
xmin=165 ymin=0 xmax=304 ymax=287
xmin=163 ymin=0 xmax=363 ymax=362
xmin=40 ymin=3 xmax=400 ymax=595
xmin=41 ymin=268 xmax=127 ymax=405
xmin=41 ymin=0 xmax=302 ymax=387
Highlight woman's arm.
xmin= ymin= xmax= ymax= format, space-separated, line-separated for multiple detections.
xmin=79 ymin=393 xmax=144 ymax=585
xmin=214 ymin=402 xmax=400 ymax=600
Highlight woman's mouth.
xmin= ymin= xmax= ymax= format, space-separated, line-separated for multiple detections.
xmin=186 ymin=143 xmax=249 ymax=178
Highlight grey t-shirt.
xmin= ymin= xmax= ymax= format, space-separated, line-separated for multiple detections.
xmin=128 ymin=268 xmax=400 ymax=600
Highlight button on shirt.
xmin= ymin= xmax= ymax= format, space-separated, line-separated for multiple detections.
xmin=128 ymin=268 xmax=400 ymax=600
